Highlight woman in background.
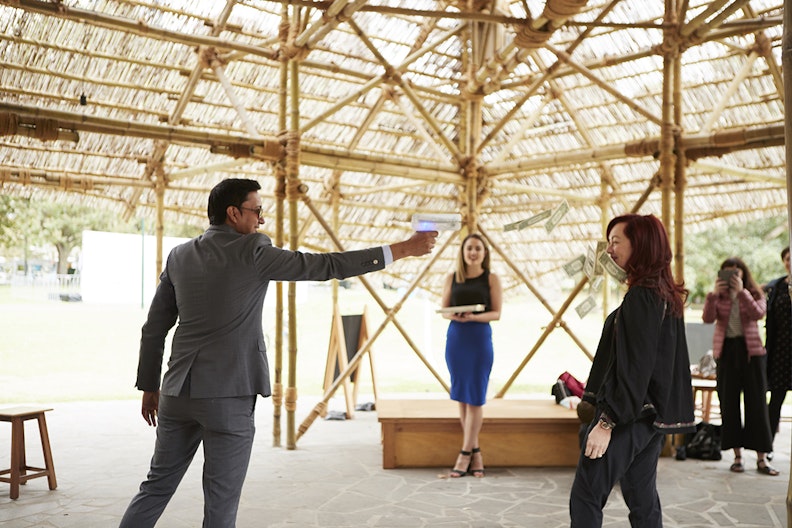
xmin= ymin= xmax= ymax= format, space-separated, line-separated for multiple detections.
xmin=764 ymin=247 xmax=791 ymax=460
xmin=703 ymin=257 xmax=776 ymax=475
xmin=570 ymin=214 xmax=694 ymax=528
xmin=441 ymin=233 xmax=502 ymax=478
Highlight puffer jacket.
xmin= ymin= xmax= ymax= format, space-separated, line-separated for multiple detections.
xmin=702 ymin=288 xmax=766 ymax=359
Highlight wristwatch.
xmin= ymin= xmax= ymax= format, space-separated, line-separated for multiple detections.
xmin=598 ymin=419 xmax=613 ymax=430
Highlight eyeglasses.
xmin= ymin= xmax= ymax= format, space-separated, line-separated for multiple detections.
xmin=238 ymin=205 xmax=264 ymax=219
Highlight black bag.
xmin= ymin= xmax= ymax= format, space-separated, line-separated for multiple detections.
xmin=551 ymin=379 xmax=573 ymax=403
xmin=680 ymin=422 xmax=722 ymax=461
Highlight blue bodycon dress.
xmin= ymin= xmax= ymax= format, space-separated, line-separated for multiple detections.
xmin=445 ymin=270 xmax=494 ymax=406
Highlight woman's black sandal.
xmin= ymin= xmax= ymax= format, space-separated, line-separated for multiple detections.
xmin=729 ymin=456 xmax=744 ymax=473
xmin=470 ymin=447 xmax=485 ymax=478
xmin=757 ymin=459 xmax=779 ymax=476
xmin=449 ymin=450 xmax=471 ymax=478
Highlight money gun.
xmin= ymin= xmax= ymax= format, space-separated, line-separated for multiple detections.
xmin=411 ymin=213 xmax=462 ymax=232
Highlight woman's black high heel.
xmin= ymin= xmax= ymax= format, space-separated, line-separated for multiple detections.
xmin=470 ymin=447 xmax=485 ymax=478
xmin=449 ymin=450 xmax=471 ymax=478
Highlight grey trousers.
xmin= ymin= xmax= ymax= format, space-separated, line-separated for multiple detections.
xmin=119 ymin=390 xmax=257 ymax=528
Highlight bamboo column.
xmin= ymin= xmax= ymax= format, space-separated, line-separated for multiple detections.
xmin=782 ymin=0 xmax=792 ymax=522
xmin=672 ymin=25 xmax=686 ymax=285
xmin=659 ymin=0 xmax=678 ymax=229
xmin=154 ymin=169 xmax=165 ymax=278
xmin=285 ymin=53 xmax=301 ymax=450
xmin=272 ymin=7 xmax=289 ymax=447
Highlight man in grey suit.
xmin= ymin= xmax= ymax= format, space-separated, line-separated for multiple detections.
xmin=120 ymin=178 xmax=437 ymax=528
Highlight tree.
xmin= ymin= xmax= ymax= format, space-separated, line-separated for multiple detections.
xmin=683 ymin=216 xmax=788 ymax=303
xmin=39 ymin=202 xmax=118 ymax=274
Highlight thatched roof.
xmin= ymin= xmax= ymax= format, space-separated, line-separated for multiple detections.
xmin=0 ymin=0 xmax=786 ymax=297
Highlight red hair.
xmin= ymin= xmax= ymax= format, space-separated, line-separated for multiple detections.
xmin=606 ymin=214 xmax=687 ymax=316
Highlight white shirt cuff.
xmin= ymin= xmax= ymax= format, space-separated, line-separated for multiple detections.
xmin=382 ymin=245 xmax=393 ymax=266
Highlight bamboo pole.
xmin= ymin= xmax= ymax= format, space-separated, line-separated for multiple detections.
xmin=478 ymin=225 xmax=593 ymax=359
xmin=691 ymin=159 xmax=785 ymax=184
xmin=659 ymin=0 xmax=676 ymax=228
xmin=211 ymin=60 xmax=260 ymax=138
xmin=154 ymin=173 xmax=165 ymax=279
xmin=272 ymin=9 xmax=289 ymax=447
xmin=296 ymin=231 xmax=457 ymax=441
xmin=299 ymin=197 xmax=452 ymax=387
xmin=4 ymin=0 xmax=279 ymax=61
xmin=495 ymin=276 xmax=590 ymax=398
xmin=700 ymin=50 xmax=760 ymax=134
xmin=674 ymin=48 xmax=686 ymax=285
xmin=679 ymin=0 xmax=731 ymax=37
xmin=286 ymin=55 xmax=301 ymax=450
xmin=547 ymin=44 xmax=663 ymax=125
xmin=0 ymin=103 xmax=283 ymax=158
xmin=293 ymin=0 xmax=351 ymax=47
xmin=781 ymin=0 xmax=792 ymax=522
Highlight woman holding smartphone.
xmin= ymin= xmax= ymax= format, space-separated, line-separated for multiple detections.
xmin=702 ymin=257 xmax=777 ymax=475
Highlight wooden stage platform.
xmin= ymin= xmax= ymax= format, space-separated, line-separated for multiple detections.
xmin=376 ymin=398 xmax=582 ymax=469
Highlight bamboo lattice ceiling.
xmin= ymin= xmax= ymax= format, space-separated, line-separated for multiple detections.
xmin=0 ymin=0 xmax=786 ymax=297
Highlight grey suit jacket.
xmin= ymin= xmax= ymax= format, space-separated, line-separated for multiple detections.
xmin=136 ymin=224 xmax=386 ymax=398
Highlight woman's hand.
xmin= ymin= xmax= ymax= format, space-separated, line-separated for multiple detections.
xmin=449 ymin=312 xmax=474 ymax=322
xmin=584 ymin=423 xmax=612 ymax=459
xmin=729 ymin=272 xmax=744 ymax=296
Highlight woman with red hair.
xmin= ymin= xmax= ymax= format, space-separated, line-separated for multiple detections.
xmin=570 ymin=214 xmax=695 ymax=528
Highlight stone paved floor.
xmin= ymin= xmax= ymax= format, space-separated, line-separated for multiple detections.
xmin=0 ymin=399 xmax=789 ymax=527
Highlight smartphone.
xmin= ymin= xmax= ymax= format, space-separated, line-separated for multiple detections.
xmin=718 ymin=269 xmax=737 ymax=282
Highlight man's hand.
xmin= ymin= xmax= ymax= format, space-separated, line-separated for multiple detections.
xmin=390 ymin=231 xmax=438 ymax=261
xmin=141 ymin=390 xmax=160 ymax=427
xmin=584 ymin=422 xmax=612 ymax=459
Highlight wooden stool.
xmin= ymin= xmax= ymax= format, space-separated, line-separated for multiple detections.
xmin=0 ymin=407 xmax=57 ymax=499
xmin=691 ymin=374 xmax=718 ymax=423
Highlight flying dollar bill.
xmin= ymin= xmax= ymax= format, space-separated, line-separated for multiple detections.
xmin=598 ymin=251 xmax=627 ymax=282
xmin=593 ymin=241 xmax=607 ymax=275
xmin=563 ymin=254 xmax=586 ymax=277
xmin=589 ymin=275 xmax=604 ymax=292
xmin=583 ymin=245 xmax=595 ymax=279
xmin=503 ymin=209 xmax=552 ymax=232
xmin=575 ymin=295 xmax=597 ymax=319
xmin=545 ymin=199 xmax=570 ymax=233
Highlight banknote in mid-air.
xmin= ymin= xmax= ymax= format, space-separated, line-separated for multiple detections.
xmin=503 ymin=209 xmax=553 ymax=232
xmin=563 ymin=254 xmax=586 ymax=277
xmin=545 ymin=200 xmax=570 ymax=233
xmin=575 ymin=295 xmax=597 ymax=318
xmin=598 ymin=251 xmax=627 ymax=282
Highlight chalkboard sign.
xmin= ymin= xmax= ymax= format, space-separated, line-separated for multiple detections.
xmin=333 ymin=314 xmax=363 ymax=383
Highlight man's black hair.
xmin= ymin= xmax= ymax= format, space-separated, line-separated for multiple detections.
xmin=207 ymin=178 xmax=261 ymax=225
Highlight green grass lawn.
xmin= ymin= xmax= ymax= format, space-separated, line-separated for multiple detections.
xmin=1 ymin=282 xmax=698 ymax=405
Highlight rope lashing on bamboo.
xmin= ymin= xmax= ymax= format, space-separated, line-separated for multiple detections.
xmin=297 ymin=401 xmax=327 ymax=439
xmin=273 ymin=166 xmax=287 ymax=201
xmin=34 ymin=118 xmax=60 ymax=141
xmin=624 ymin=139 xmax=660 ymax=158
xmin=227 ymin=144 xmax=253 ymax=158
xmin=197 ymin=47 xmax=226 ymax=69
xmin=754 ymin=34 xmax=772 ymax=56
xmin=272 ymin=382 xmax=283 ymax=409
xmin=284 ymin=386 xmax=297 ymax=413
xmin=0 ymin=112 xmax=18 ymax=136
xmin=542 ymin=0 xmax=589 ymax=19
xmin=513 ymin=25 xmax=552 ymax=49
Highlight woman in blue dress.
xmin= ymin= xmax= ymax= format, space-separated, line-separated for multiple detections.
xmin=441 ymin=233 xmax=502 ymax=477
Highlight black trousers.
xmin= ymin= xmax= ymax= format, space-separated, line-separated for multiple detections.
xmin=716 ymin=337 xmax=773 ymax=452
xmin=570 ymin=418 xmax=664 ymax=528
xmin=768 ymin=389 xmax=787 ymax=442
